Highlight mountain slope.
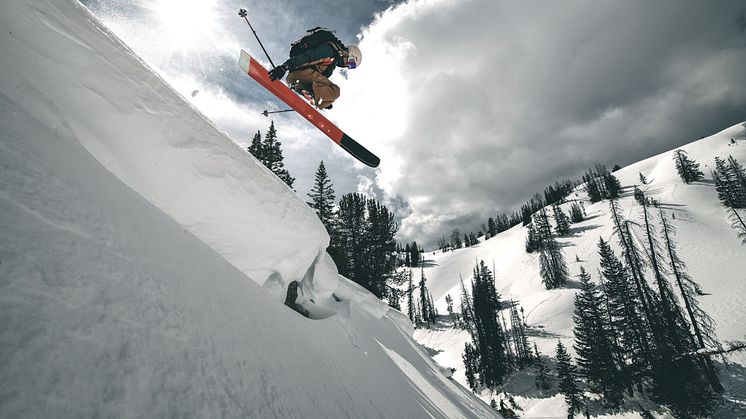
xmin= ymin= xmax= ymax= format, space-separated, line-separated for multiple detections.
xmin=415 ymin=122 xmax=746 ymax=414
xmin=0 ymin=0 xmax=497 ymax=417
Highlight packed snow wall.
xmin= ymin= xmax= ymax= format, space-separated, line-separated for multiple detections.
xmin=1 ymin=0 xmax=332 ymax=300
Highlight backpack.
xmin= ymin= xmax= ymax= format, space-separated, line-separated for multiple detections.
xmin=289 ymin=27 xmax=345 ymax=59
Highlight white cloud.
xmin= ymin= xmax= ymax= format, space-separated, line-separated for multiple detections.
xmin=333 ymin=0 xmax=746 ymax=246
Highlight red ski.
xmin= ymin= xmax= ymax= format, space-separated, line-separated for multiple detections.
xmin=239 ymin=50 xmax=379 ymax=168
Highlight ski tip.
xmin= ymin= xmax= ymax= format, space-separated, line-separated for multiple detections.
xmin=340 ymin=134 xmax=380 ymax=168
xmin=238 ymin=50 xmax=251 ymax=73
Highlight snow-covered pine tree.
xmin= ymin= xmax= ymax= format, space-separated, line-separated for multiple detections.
xmin=569 ymin=202 xmax=584 ymax=223
xmin=247 ymin=130 xmax=263 ymax=161
xmin=556 ymin=340 xmax=582 ymax=417
xmin=307 ymin=161 xmax=336 ymax=230
xmin=673 ymin=149 xmax=704 ymax=184
xmin=597 ymin=238 xmax=651 ymax=383
xmin=553 ymin=204 xmax=571 ymax=236
xmin=537 ymin=208 xmax=569 ymax=289
xmin=572 ymin=267 xmax=624 ymax=407
xmin=261 ymin=121 xmax=295 ymax=188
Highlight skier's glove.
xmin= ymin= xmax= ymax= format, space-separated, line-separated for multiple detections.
xmin=269 ymin=65 xmax=288 ymax=81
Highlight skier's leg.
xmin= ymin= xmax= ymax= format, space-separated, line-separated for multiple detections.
xmin=309 ymin=73 xmax=340 ymax=109
xmin=286 ymin=68 xmax=315 ymax=97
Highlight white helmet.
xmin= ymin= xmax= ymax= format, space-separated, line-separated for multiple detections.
xmin=346 ymin=44 xmax=362 ymax=69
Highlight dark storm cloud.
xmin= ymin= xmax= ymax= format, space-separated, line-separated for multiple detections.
xmin=340 ymin=0 xmax=746 ymax=247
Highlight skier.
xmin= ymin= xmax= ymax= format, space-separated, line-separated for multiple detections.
xmin=268 ymin=27 xmax=362 ymax=110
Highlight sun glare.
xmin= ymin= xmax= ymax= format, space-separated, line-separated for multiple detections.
xmin=147 ymin=0 xmax=220 ymax=53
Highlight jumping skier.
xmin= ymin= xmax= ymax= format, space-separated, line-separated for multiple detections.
xmin=268 ymin=28 xmax=362 ymax=110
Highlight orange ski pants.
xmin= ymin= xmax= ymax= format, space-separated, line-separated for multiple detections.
xmin=286 ymin=68 xmax=340 ymax=109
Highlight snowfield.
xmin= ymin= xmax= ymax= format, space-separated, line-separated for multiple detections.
xmin=0 ymin=0 xmax=498 ymax=417
xmin=414 ymin=122 xmax=746 ymax=417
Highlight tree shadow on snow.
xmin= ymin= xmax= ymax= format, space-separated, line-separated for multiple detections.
xmin=567 ymin=224 xmax=603 ymax=237
xmin=418 ymin=259 xmax=439 ymax=268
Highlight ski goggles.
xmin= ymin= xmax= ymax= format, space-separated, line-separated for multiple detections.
xmin=347 ymin=56 xmax=358 ymax=69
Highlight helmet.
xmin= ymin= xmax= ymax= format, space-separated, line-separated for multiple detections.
xmin=346 ymin=44 xmax=362 ymax=69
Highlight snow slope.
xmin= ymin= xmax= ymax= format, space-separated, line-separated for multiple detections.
xmin=0 ymin=0 xmax=498 ymax=417
xmin=414 ymin=123 xmax=746 ymax=414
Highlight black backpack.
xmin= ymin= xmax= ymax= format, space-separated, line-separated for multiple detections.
xmin=289 ymin=27 xmax=345 ymax=60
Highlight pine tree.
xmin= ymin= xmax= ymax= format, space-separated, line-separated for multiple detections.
xmin=445 ymin=294 xmax=456 ymax=324
xmin=713 ymin=157 xmax=739 ymax=208
xmin=573 ymin=267 xmax=624 ymax=407
xmin=634 ymin=185 xmax=646 ymax=206
xmin=261 ymin=121 xmax=295 ymax=188
xmin=406 ymin=269 xmax=415 ymax=323
xmin=730 ymin=208 xmax=746 ymax=245
xmin=247 ymin=130 xmax=263 ymax=161
xmin=450 ymin=229 xmax=462 ymax=249
xmin=534 ymin=343 xmax=553 ymax=394
xmin=525 ymin=222 xmax=540 ymax=253
xmin=307 ymin=161 xmax=336 ymax=229
xmin=488 ymin=217 xmax=498 ymax=237
xmin=509 ymin=301 xmax=532 ymax=367
xmin=553 ymin=204 xmax=571 ymax=236
xmin=537 ymin=208 xmax=569 ymax=289
xmin=659 ymin=207 xmax=723 ymax=393
xmin=336 ymin=193 xmax=398 ymax=299
xmin=471 ymin=261 xmax=509 ymax=387
xmin=463 ymin=342 xmax=480 ymax=392
xmin=597 ymin=238 xmax=650 ymax=383
xmin=459 ymin=274 xmax=475 ymax=335
xmin=419 ymin=268 xmax=432 ymax=327
xmin=556 ymin=340 xmax=582 ymax=417
xmin=569 ymin=203 xmax=584 ymax=223
xmin=728 ymin=156 xmax=746 ymax=207
xmin=673 ymin=149 xmax=704 ymax=184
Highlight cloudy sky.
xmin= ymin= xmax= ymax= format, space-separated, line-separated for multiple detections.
xmin=82 ymin=0 xmax=746 ymax=248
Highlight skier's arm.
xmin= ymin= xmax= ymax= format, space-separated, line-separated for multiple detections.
xmin=283 ymin=44 xmax=338 ymax=71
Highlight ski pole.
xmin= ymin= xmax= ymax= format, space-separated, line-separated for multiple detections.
xmin=262 ymin=109 xmax=294 ymax=117
xmin=238 ymin=8 xmax=276 ymax=68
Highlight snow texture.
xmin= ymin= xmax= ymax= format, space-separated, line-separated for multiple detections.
xmin=0 ymin=1 xmax=499 ymax=417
